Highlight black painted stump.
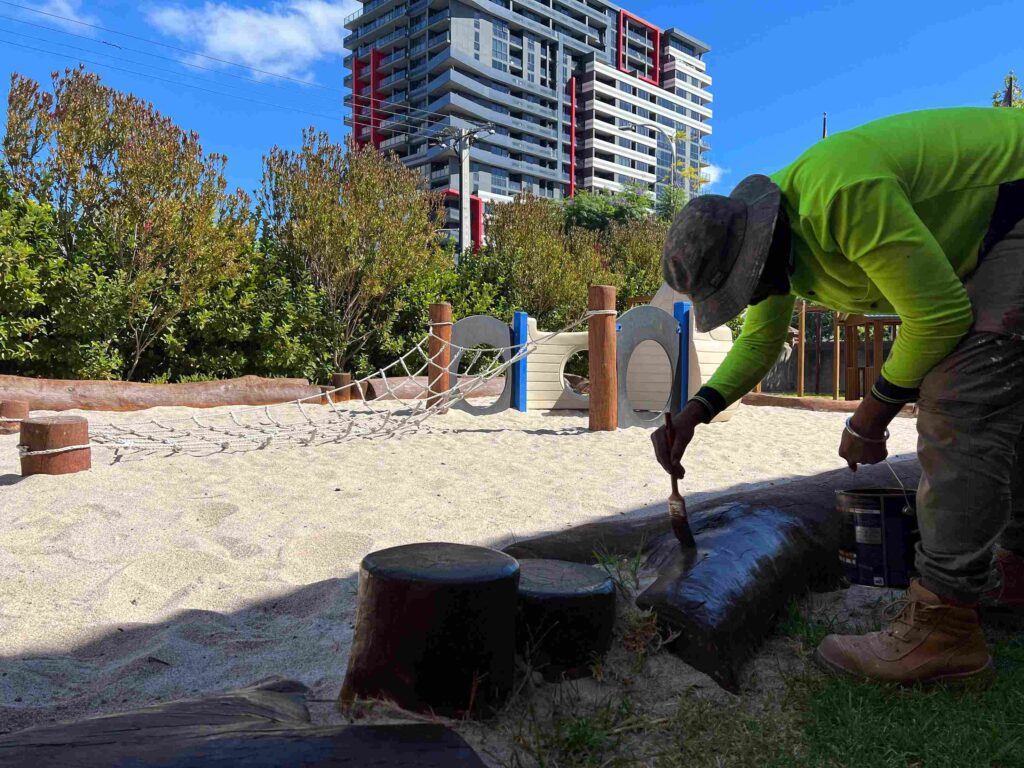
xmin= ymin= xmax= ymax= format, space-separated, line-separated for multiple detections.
xmin=517 ymin=559 xmax=616 ymax=680
xmin=340 ymin=542 xmax=520 ymax=719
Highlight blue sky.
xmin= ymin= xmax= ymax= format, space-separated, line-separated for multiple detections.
xmin=0 ymin=0 xmax=1021 ymax=196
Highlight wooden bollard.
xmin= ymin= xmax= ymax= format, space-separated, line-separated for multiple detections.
xmin=0 ymin=400 xmax=29 ymax=435
xmin=19 ymin=415 xmax=91 ymax=476
xmin=427 ymin=303 xmax=452 ymax=411
xmin=340 ymin=542 xmax=520 ymax=718
xmin=588 ymin=285 xmax=617 ymax=431
xmin=330 ymin=372 xmax=356 ymax=402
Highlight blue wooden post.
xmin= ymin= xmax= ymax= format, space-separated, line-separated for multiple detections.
xmin=674 ymin=301 xmax=692 ymax=410
xmin=511 ymin=311 xmax=528 ymax=412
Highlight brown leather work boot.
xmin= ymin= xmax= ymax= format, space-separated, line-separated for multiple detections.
xmin=814 ymin=580 xmax=994 ymax=687
xmin=980 ymin=547 xmax=1024 ymax=612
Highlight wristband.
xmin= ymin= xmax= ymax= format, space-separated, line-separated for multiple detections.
xmin=845 ymin=416 xmax=889 ymax=444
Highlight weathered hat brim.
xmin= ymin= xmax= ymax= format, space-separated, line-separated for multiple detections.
xmin=691 ymin=175 xmax=782 ymax=333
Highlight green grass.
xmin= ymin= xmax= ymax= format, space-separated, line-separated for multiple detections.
xmin=798 ymin=639 xmax=1024 ymax=768
xmin=498 ymin=591 xmax=1024 ymax=768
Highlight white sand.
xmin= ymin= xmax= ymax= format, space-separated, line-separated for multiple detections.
xmin=0 ymin=404 xmax=918 ymax=732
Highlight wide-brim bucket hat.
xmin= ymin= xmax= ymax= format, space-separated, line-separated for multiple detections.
xmin=661 ymin=174 xmax=782 ymax=332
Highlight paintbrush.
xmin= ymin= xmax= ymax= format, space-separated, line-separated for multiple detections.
xmin=664 ymin=411 xmax=696 ymax=550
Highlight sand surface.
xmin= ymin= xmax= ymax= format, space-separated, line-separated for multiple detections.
xmin=0 ymin=404 xmax=918 ymax=732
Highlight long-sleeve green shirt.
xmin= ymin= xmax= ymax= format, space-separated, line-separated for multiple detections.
xmin=701 ymin=107 xmax=1024 ymax=411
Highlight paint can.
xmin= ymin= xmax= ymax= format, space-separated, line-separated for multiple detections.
xmin=836 ymin=488 xmax=919 ymax=588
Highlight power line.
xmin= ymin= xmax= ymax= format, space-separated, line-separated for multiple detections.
xmin=0 ymin=10 xmax=489 ymax=131
xmin=0 ymin=24 xmax=342 ymax=109
xmin=0 ymin=14 xmax=343 ymax=104
xmin=0 ymin=35 xmax=453 ymax=144
xmin=0 ymin=0 xmax=340 ymax=92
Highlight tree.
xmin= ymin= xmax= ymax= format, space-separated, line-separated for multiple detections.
xmin=564 ymin=184 xmax=652 ymax=231
xmin=603 ymin=217 xmax=669 ymax=309
xmin=993 ymin=70 xmax=1023 ymax=108
xmin=258 ymin=131 xmax=446 ymax=372
xmin=486 ymin=194 xmax=609 ymax=327
xmin=2 ymin=67 xmax=253 ymax=379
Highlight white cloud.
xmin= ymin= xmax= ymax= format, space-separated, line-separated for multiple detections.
xmin=148 ymin=0 xmax=360 ymax=81
xmin=700 ymin=164 xmax=728 ymax=190
xmin=38 ymin=0 xmax=99 ymax=30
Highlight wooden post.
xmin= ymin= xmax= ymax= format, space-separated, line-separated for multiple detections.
xmin=844 ymin=318 xmax=859 ymax=401
xmin=814 ymin=312 xmax=823 ymax=395
xmin=796 ymin=300 xmax=806 ymax=397
xmin=588 ymin=285 xmax=617 ymax=432
xmin=0 ymin=400 xmax=29 ymax=435
xmin=331 ymin=372 xmax=355 ymax=402
xmin=428 ymin=303 xmax=453 ymax=411
xmin=832 ymin=312 xmax=841 ymax=401
xmin=872 ymin=320 xmax=885 ymax=393
xmin=19 ymin=415 xmax=91 ymax=476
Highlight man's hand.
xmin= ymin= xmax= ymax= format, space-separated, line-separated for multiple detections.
xmin=839 ymin=393 xmax=903 ymax=471
xmin=652 ymin=401 xmax=708 ymax=478
xmin=838 ymin=425 xmax=888 ymax=471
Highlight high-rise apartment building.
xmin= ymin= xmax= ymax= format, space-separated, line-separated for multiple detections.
xmin=343 ymin=0 xmax=711 ymax=247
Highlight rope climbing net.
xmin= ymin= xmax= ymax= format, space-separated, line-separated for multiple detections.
xmin=83 ymin=313 xmax=596 ymax=461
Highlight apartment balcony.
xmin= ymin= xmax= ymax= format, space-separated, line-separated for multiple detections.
xmin=443 ymin=92 xmax=558 ymax=141
xmin=379 ymin=70 xmax=407 ymax=89
xmin=378 ymin=48 xmax=407 ymax=68
xmin=445 ymin=69 xmax=557 ymax=121
xmin=346 ymin=4 xmax=408 ymax=45
xmin=472 ymin=147 xmax=564 ymax=183
xmin=381 ymin=134 xmax=409 ymax=150
xmin=354 ymin=26 xmax=408 ymax=57
xmin=427 ymin=10 xmax=450 ymax=27
xmin=427 ymin=31 xmax=450 ymax=50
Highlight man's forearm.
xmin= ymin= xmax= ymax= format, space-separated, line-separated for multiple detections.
xmin=849 ymin=392 xmax=905 ymax=439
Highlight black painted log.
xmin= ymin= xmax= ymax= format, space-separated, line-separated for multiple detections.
xmin=503 ymin=460 xmax=922 ymax=571
xmin=637 ymin=502 xmax=831 ymax=692
xmin=516 ymin=559 xmax=616 ymax=680
xmin=340 ymin=543 xmax=520 ymax=718
xmin=0 ymin=678 xmax=487 ymax=767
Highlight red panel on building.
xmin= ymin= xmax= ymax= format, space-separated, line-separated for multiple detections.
xmin=617 ymin=10 xmax=661 ymax=86
xmin=369 ymin=48 xmax=384 ymax=148
xmin=443 ymin=189 xmax=484 ymax=252
xmin=353 ymin=55 xmax=368 ymax=147
xmin=567 ymin=76 xmax=577 ymax=197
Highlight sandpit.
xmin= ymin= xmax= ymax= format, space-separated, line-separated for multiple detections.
xmin=0 ymin=404 xmax=919 ymax=734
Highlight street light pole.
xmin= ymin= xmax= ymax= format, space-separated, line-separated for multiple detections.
xmin=430 ymin=123 xmax=495 ymax=262
xmin=625 ymin=120 xmax=677 ymax=193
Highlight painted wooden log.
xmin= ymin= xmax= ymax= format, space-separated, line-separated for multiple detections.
xmin=358 ymin=375 xmax=506 ymax=401
xmin=19 ymin=415 xmax=91 ymax=477
xmin=588 ymin=285 xmax=617 ymax=431
xmin=0 ymin=399 xmax=29 ymax=435
xmin=340 ymin=542 xmax=519 ymax=718
xmin=516 ymin=559 xmax=616 ymax=680
xmin=0 ymin=679 xmax=487 ymax=767
xmin=427 ymin=302 xmax=452 ymax=409
xmin=0 ymin=374 xmax=322 ymax=412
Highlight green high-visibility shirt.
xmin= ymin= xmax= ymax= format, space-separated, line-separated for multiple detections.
xmin=699 ymin=107 xmax=1024 ymax=413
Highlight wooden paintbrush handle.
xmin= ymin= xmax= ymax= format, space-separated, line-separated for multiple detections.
xmin=664 ymin=411 xmax=680 ymax=495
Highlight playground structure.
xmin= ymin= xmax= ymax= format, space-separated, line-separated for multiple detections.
xmin=753 ymin=300 xmax=902 ymax=401
xmin=0 ymin=283 xmax=740 ymax=472
xmin=516 ymin=284 xmax=737 ymax=422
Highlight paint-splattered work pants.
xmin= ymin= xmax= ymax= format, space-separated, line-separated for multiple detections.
xmin=915 ymin=216 xmax=1024 ymax=603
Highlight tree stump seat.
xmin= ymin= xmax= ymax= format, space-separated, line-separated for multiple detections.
xmin=0 ymin=400 xmax=29 ymax=435
xmin=19 ymin=414 xmax=91 ymax=476
xmin=340 ymin=542 xmax=519 ymax=718
xmin=516 ymin=559 xmax=616 ymax=680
